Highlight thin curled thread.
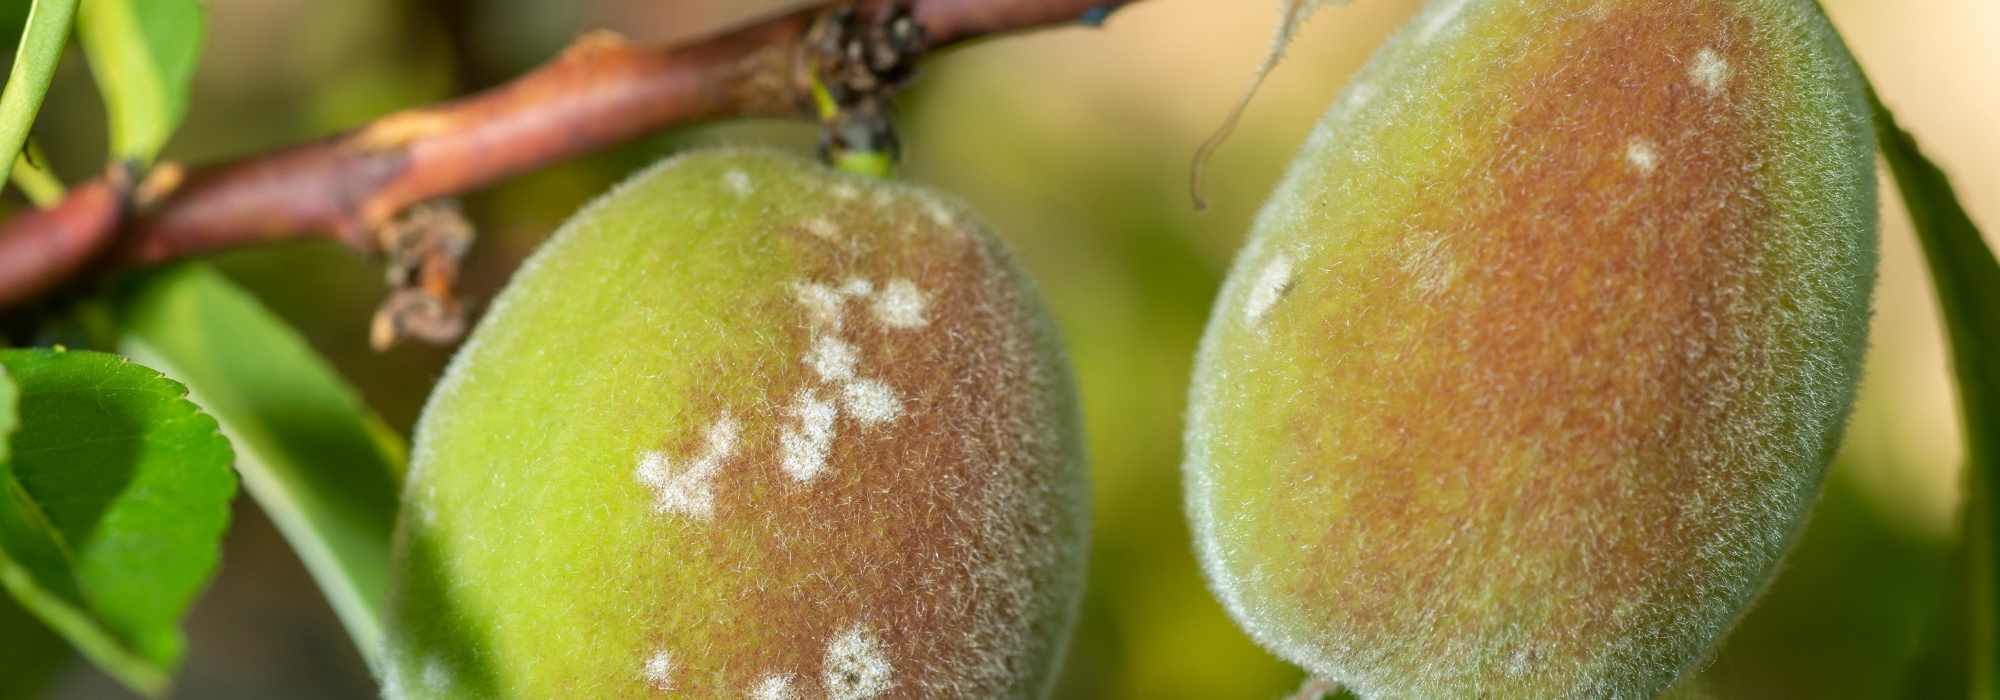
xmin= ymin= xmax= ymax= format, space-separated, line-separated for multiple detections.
xmin=1190 ymin=0 xmax=1348 ymax=211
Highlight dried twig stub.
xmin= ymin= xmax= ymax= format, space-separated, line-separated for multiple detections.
xmin=370 ymin=201 xmax=473 ymax=350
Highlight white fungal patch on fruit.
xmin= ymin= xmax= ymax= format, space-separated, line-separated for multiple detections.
xmin=724 ymin=169 xmax=754 ymax=197
xmin=871 ymin=278 xmax=930 ymax=329
xmin=1625 ymin=138 xmax=1661 ymax=174
xmin=1506 ymin=647 xmax=1534 ymax=677
xmin=805 ymin=217 xmax=842 ymax=241
xmin=751 ymin=674 xmax=797 ymax=700
xmin=807 ymin=336 xmax=861 ymax=383
xmin=1418 ymin=0 xmax=1473 ymax=43
xmin=417 ymin=482 xmax=439 ymax=528
xmin=421 ymin=657 xmax=453 ymax=692
xmin=636 ymin=415 xmax=741 ymax=520
xmin=1335 ymin=82 xmax=1377 ymax=122
xmin=643 ymin=650 xmax=674 ymax=690
xmin=1243 ymin=254 xmax=1295 ymax=326
xmin=842 ymin=379 xmax=904 ymax=425
xmin=1400 ymin=237 xmax=1459 ymax=298
xmin=781 ymin=391 xmax=839 ymax=483
xmin=1690 ymin=48 xmax=1731 ymax=95
xmin=925 ymin=199 xmax=957 ymax=228
xmin=823 ymin=625 xmax=893 ymax=700
xmin=773 ymin=275 xmax=930 ymax=483
xmin=795 ymin=282 xmax=849 ymax=329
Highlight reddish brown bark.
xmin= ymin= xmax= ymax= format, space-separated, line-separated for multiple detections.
xmin=0 ymin=0 xmax=1133 ymax=310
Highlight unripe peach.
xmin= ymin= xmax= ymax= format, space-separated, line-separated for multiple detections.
xmin=384 ymin=150 xmax=1088 ymax=698
xmin=1185 ymin=0 xmax=1876 ymax=697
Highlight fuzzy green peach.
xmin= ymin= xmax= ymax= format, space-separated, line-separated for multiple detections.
xmin=383 ymin=150 xmax=1088 ymax=699
xmin=1185 ymin=0 xmax=1875 ymax=697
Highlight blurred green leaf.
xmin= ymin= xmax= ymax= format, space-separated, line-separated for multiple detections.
xmin=117 ymin=264 xmax=407 ymax=676
xmin=0 ymin=365 xmax=67 ymax=700
xmin=0 ymin=594 xmax=65 ymax=700
xmin=1869 ymin=89 xmax=2000 ymax=698
xmin=0 ymin=4 xmax=29 ymax=70
xmin=0 ymin=0 xmax=77 ymax=185
xmin=76 ymin=0 xmax=202 ymax=164
xmin=0 ymin=348 xmax=236 ymax=697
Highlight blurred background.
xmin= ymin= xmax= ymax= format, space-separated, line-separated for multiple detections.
xmin=2 ymin=0 xmax=1995 ymax=697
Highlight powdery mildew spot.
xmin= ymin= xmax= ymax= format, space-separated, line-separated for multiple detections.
xmin=1506 ymin=646 xmax=1535 ymax=677
xmin=805 ymin=217 xmax=841 ymax=241
xmin=823 ymin=625 xmax=893 ymax=700
xmin=807 ymin=336 xmax=861 ymax=383
xmin=421 ymin=657 xmax=452 ymax=692
xmin=1625 ymin=138 xmax=1661 ymax=174
xmin=1243 ymin=254 xmax=1295 ymax=326
xmin=1334 ymin=82 xmax=1378 ymax=122
xmin=418 ymin=483 xmax=439 ymax=528
xmin=781 ymin=390 xmax=839 ymax=482
xmin=643 ymin=650 xmax=674 ymax=691
xmin=840 ymin=278 xmax=875 ymax=297
xmin=794 ymin=282 xmax=848 ymax=329
xmin=773 ymin=275 xmax=931 ymax=482
xmin=1400 ymin=236 xmax=1459 ymax=299
xmin=752 ymin=674 xmax=797 ymax=700
xmin=724 ymin=169 xmax=754 ymax=197
xmin=636 ymin=416 xmax=742 ymax=520
xmin=924 ymin=200 xmax=957 ymax=228
xmin=1418 ymin=0 xmax=1473 ymax=43
xmin=842 ymin=379 xmax=903 ymax=426
xmin=1690 ymin=48 xmax=1731 ymax=95
xmin=871 ymin=278 xmax=930 ymax=329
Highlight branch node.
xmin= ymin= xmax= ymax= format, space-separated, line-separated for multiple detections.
xmin=133 ymin=162 xmax=186 ymax=211
xmin=564 ymin=28 xmax=634 ymax=60
xmin=807 ymin=2 xmax=930 ymax=168
xmin=370 ymin=200 xmax=473 ymax=350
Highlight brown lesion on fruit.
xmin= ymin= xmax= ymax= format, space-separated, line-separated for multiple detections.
xmin=632 ymin=191 xmax=1077 ymax=696
xmin=1268 ymin=0 xmax=1806 ymax=688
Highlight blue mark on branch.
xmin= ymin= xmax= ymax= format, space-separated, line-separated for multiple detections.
xmin=1080 ymin=3 xmax=1127 ymax=28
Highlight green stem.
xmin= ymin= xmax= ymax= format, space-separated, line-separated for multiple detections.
xmin=10 ymin=152 xmax=63 ymax=206
xmin=0 ymin=0 xmax=78 ymax=185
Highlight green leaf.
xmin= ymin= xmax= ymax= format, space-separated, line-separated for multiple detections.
xmin=1869 ymin=89 xmax=2000 ymax=698
xmin=0 ymin=0 xmax=78 ymax=184
xmin=0 ymin=4 xmax=31 ymax=67
xmin=0 ymin=593 xmax=66 ymax=700
xmin=0 ymin=368 xmax=67 ymax=700
xmin=75 ymin=0 xmax=202 ymax=164
xmin=115 ymin=265 xmax=406 ymax=676
xmin=0 ymin=348 xmax=236 ymax=697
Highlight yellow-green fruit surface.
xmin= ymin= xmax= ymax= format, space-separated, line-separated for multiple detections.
xmin=384 ymin=150 xmax=1088 ymax=698
xmin=1185 ymin=0 xmax=1876 ymax=698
